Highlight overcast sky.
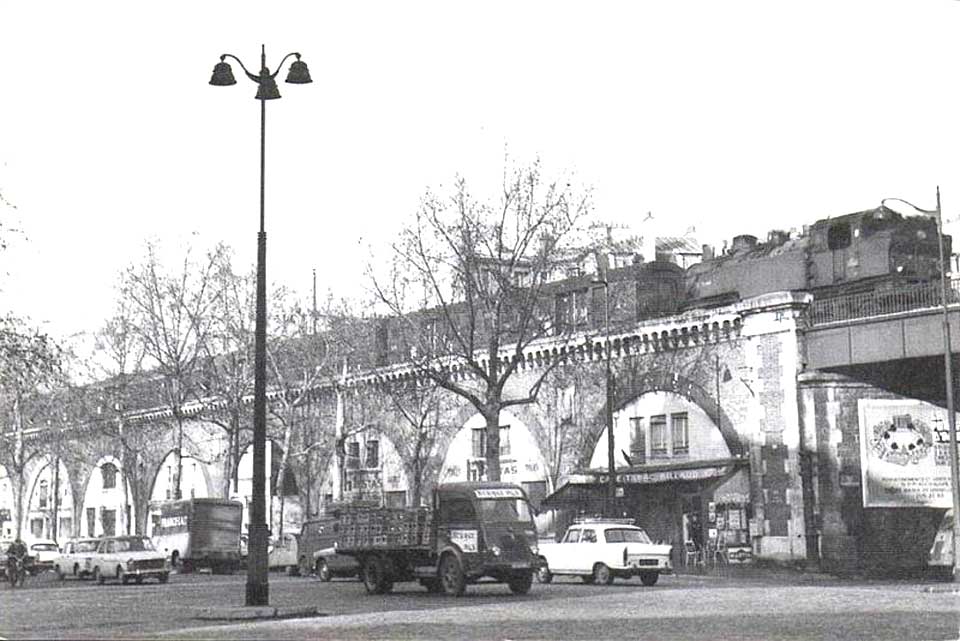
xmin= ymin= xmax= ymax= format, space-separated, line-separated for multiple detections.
xmin=2 ymin=0 xmax=960 ymax=344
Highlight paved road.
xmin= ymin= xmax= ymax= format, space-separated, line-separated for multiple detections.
xmin=1 ymin=569 xmax=958 ymax=640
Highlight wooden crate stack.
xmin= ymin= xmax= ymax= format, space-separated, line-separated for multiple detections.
xmin=338 ymin=506 xmax=434 ymax=548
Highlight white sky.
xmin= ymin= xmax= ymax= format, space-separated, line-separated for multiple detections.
xmin=2 ymin=0 xmax=960 ymax=344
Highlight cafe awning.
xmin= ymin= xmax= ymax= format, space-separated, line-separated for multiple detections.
xmin=542 ymin=457 xmax=748 ymax=510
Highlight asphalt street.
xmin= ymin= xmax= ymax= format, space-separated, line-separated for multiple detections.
xmin=1 ymin=569 xmax=958 ymax=641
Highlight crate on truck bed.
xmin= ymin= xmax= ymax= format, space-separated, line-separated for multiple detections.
xmin=338 ymin=507 xmax=433 ymax=549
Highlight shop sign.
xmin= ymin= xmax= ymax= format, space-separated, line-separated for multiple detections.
xmin=858 ymin=399 xmax=958 ymax=508
xmin=620 ymin=465 xmax=731 ymax=484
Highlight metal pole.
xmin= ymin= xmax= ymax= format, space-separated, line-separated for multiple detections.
xmin=935 ymin=186 xmax=960 ymax=582
xmin=604 ymin=282 xmax=615 ymax=515
xmin=246 ymin=43 xmax=270 ymax=607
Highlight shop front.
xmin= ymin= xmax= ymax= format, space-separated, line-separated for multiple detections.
xmin=543 ymin=457 xmax=753 ymax=565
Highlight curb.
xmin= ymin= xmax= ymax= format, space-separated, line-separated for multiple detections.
xmin=194 ymin=606 xmax=323 ymax=621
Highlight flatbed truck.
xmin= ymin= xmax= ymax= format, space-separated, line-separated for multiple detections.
xmin=336 ymin=481 xmax=540 ymax=596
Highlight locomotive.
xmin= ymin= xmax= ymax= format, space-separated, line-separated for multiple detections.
xmin=682 ymin=207 xmax=948 ymax=310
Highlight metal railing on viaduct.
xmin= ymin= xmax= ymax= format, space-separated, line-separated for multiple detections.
xmin=808 ymin=277 xmax=960 ymax=325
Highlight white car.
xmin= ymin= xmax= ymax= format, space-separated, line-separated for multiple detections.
xmin=28 ymin=540 xmax=60 ymax=574
xmin=54 ymin=538 xmax=100 ymax=580
xmin=537 ymin=519 xmax=672 ymax=586
xmin=88 ymin=536 xmax=170 ymax=585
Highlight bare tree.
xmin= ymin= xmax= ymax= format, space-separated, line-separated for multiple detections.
xmin=196 ymin=250 xmax=258 ymax=498
xmin=371 ymin=158 xmax=593 ymax=480
xmin=0 ymin=315 xmax=63 ymax=538
xmin=121 ymin=240 xmax=225 ymax=500
xmin=380 ymin=377 xmax=458 ymax=507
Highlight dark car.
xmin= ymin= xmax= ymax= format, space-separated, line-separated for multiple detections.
xmin=297 ymin=516 xmax=359 ymax=581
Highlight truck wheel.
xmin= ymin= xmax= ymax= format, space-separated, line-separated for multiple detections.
xmin=639 ymin=571 xmax=659 ymax=586
xmin=362 ymin=556 xmax=391 ymax=595
xmin=316 ymin=559 xmax=332 ymax=582
xmin=536 ymin=560 xmax=553 ymax=584
xmin=439 ymin=554 xmax=466 ymax=596
xmin=593 ymin=563 xmax=613 ymax=585
xmin=508 ymin=571 xmax=533 ymax=595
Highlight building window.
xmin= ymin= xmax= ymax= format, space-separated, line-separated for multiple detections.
xmin=472 ymin=428 xmax=486 ymax=459
xmin=671 ymin=413 xmax=689 ymax=454
xmin=31 ymin=518 xmax=44 ymax=539
xmin=629 ymin=417 xmax=646 ymax=464
xmin=165 ymin=465 xmax=174 ymax=499
xmin=346 ymin=441 xmax=360 ymax=470
xmin=365 ymin=440 xmax=380 ymax=468
xmin=499 ymin=425 xmax=511 ymax=457
xmin=86 ymin=507 xmax=97 ymax=537
xmin=650 ymin=415 xmax=668 ymax=456
xmin=38 ymin=480 xmax=48 ymax=508
xmin=101 ymin=509 xmax=116 ymax=537
xmin=101 ymin=463 xmax=118 ymax=490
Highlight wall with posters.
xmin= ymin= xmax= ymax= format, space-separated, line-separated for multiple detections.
xmin=799 ymin=373 xmax=946 ymax=576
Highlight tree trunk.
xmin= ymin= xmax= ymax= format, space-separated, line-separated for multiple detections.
xmin=484 ymin=410 xmax=502 ymax=482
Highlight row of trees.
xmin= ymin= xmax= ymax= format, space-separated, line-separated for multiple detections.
xmin=2 ymin=158 xmax=601 ymax=537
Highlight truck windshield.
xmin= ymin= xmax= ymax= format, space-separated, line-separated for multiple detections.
xmin=475 ymin=498 xmax=533 ymax=523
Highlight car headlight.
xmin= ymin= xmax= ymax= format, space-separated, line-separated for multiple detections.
xmin=489 ymin=545 xmax=501 ymax=556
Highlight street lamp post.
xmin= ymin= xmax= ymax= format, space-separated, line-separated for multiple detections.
xmin=881 ymin=188 xmax=960 ymax=582
xmin=209 ymin=44 xmax=312 ymax=607
xmin=592 ymin=275 xmax=615 ymax=515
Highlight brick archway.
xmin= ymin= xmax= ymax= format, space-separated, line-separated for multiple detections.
xmin=587 ymin=370 xmax=744 ymax=461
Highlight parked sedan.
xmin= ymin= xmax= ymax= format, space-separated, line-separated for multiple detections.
xmin=537 ymin=518 xmax=672 ymax=586
xmin=28 ymin=540 xmax=60 ymax=574
xmin=88 ymin=536 xmax=170 ymax=585
xmin=54 ymin=538 xmax=100 ymax=580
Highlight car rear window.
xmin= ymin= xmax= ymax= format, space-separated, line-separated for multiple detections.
xmin=604 ymin=528 xmax=652 ymax=544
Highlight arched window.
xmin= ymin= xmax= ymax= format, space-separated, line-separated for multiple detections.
xmin=38 ymin=479 xmax=49 ymax=508
xmin=101 ymin=463 xmax=118 ymax=489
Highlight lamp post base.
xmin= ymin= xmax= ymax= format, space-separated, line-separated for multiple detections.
xmin=245 ymin=522 xmax=270 ymax=606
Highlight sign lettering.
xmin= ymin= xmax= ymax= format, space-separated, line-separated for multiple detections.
xmin=474 ymin=488 xmax=524 ymax=499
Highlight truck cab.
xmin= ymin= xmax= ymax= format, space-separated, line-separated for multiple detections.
xmin=432 ymin=482 xmax=540 ymax=594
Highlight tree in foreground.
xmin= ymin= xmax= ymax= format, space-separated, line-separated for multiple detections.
xmin=371 ymin=159 xmax=593 ymax=481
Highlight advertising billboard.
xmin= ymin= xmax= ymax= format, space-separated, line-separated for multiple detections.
xmin=859 ymin=399 xmax=956 ymax=508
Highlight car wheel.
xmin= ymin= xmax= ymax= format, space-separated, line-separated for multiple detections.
xmin=639 ymin=571 xmax=659 ymax=586
xmin=56 ymin=567 xmax=65 ymax=581
xmin=316 ymin=559 xmax=332 ymax=582
xmin=94 ymin=567 xmax=104 ymax=585
xmin=536 ymin=561 xmax=553 ymax=584
xmin=593 ymin=563 xmax=613 ymax=585
xmin=439 ymin=554 xmax=466 ymax=597
xmin=117 ymin=566 xmax=127 ymax=584
xmin=508 ymin=571 xmax=533 ymax=595
xmin=159 ymin=572 xmax=169 ymax=584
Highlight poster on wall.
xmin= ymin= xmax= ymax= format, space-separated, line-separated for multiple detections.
xmin=858 ymin=399 xmax=957 ymax=508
